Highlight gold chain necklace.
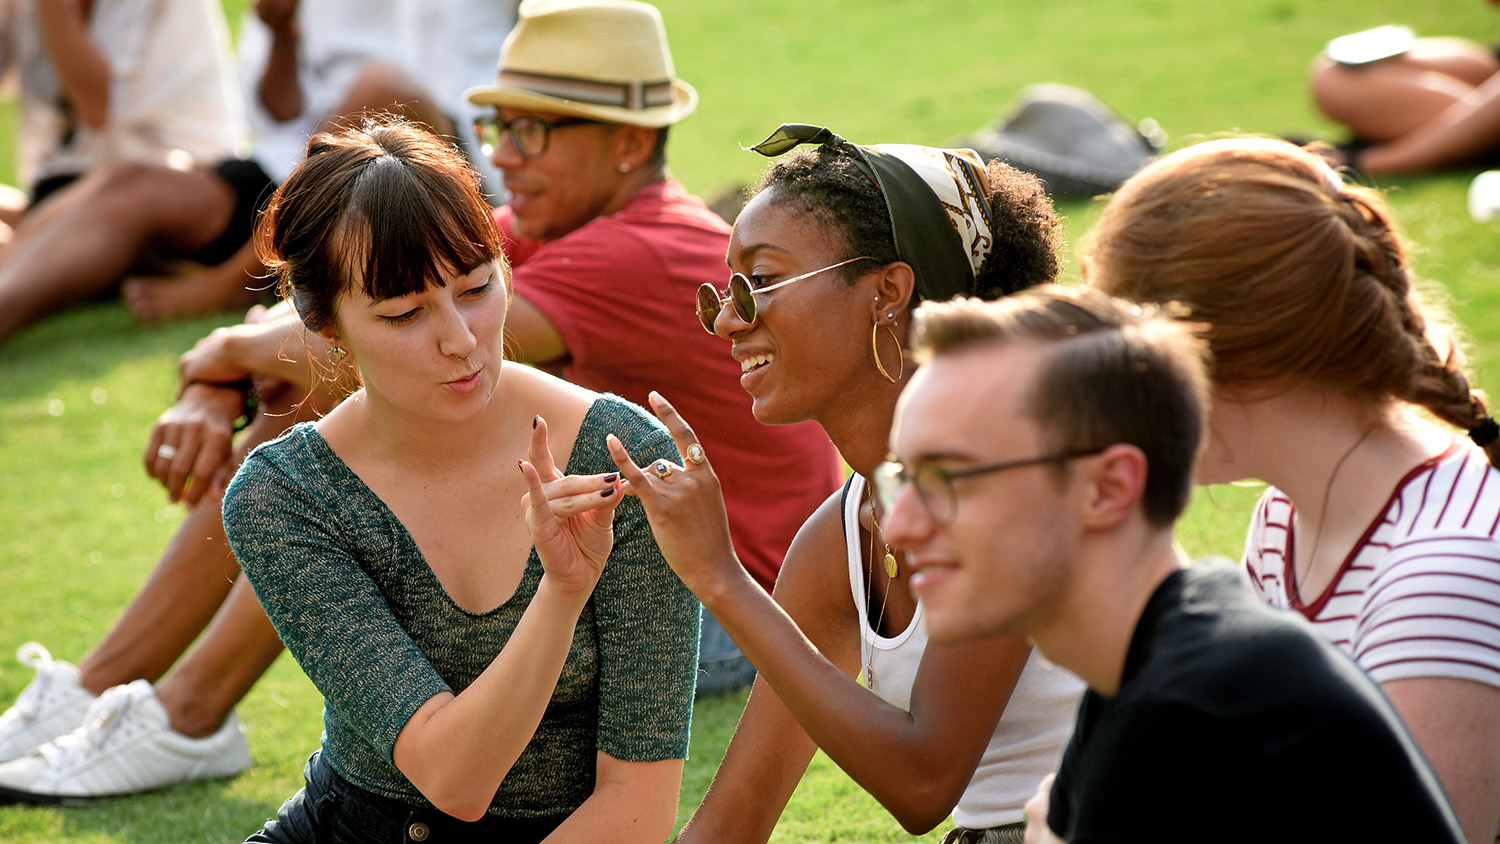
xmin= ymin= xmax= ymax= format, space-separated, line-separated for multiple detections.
xmin=863 ymin=483 xmax=898 ymax=688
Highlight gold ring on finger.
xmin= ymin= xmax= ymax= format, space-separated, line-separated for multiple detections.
xmin=685 ymin=443 xmax=706 ymax=465
xmin=653 ymin=460 xmax=673 ymax=478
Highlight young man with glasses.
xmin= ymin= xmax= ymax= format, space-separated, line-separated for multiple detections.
xmin=879 ymin=286 xmax=1467 ymax=843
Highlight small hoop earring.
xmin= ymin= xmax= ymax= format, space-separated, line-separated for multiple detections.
xmin=872 ymin=321 xmax=904 ymax=383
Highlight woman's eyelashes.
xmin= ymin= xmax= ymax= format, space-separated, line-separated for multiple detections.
xmin=378 ymin=281 xmax=493 ymax=324
xmin=381 ymin=307 xmax=421 ymax=325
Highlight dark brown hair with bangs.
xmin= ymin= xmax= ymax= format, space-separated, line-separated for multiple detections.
xmin=258 ymin=116 xmax=506 ymax=333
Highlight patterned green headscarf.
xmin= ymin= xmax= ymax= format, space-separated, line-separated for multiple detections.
xmin=748 ymin=123 xmax=996 ymax=302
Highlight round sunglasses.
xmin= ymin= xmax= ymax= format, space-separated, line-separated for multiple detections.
xmin=695 ymin=256 xmax=877 ymax=334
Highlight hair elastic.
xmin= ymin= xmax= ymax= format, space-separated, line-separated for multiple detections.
xmin=1469 ymin=416 xmax=1500 ymax=448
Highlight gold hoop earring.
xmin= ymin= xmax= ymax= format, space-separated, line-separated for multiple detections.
xmin=872 ymin=321 xmax=904 ymax=383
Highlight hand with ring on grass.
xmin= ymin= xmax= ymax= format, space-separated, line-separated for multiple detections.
xmin=143 ymin=381 xmax=247 ymax=508
xmin=606 ymin=391 xmax=752 ymax=596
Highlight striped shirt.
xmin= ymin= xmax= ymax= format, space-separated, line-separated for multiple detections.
xmin=1244 ymin=442 xmax=1500 ymax=689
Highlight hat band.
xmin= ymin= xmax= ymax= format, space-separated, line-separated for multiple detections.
xmin=497 ymin=70 xmax=675 ymax=110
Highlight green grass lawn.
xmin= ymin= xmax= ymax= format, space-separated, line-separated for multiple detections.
xmin=3 ymin=0 xmax=1499 ymax=841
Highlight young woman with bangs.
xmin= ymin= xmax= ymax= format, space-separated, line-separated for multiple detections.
xmin=219 ymin=118 xmax=698 ymax=844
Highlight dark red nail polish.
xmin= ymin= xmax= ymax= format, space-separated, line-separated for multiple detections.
xmin=532 ymin=415 xmax=539 ymax=429
xmin=600 ymin=487 xmax=616 ymax=498
xmin=603 ymin=473 xmax=619 ymax=483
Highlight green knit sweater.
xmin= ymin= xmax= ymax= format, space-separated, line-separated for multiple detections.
xmin=223 ymin=395 xmax=699 ymax=818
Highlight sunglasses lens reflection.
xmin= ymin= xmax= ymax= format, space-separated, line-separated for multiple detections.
xmin=695 ymin=284 xmax=722 ymax=333
xmin=728 ymin=275 xmax=759 ymax=326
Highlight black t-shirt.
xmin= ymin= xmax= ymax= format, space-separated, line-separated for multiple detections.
xmin=1047 ymin=561 xmax=1465 ymax=843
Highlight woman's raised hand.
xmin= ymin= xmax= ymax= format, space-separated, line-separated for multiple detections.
xmin=519 ymin=415 xmax=626 ymax=599
xmin=606 ymin=392 xmax=748 ymax=597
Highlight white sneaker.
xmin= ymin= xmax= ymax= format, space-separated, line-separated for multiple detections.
xmin=0 ymin=680 xmax=251 ymax=804
xmin=0 ymin=643 xmax=97 ymax=763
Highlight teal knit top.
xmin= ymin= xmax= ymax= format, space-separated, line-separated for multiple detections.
xmin=222 ymin=395 xmax=699 ymax=818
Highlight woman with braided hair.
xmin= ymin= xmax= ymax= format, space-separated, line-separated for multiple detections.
xmin=1084 ymin=137 xmax=1500 ymax=844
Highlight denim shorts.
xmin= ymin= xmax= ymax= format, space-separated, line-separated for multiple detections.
xmin=246 ymin=750 xmax=569 ymax=844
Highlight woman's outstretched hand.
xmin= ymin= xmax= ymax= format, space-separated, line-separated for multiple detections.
xmin=605 ymin=392 xmax=748 ymax=598
xmin=519 ymin=415 xmax=626 ymax=600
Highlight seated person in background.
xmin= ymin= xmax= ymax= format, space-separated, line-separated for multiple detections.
xmin=122 ymin=0 xmax=518 ymax=322
xmin=880 ymin=286 xmax=1468 ymax=844
xmin=1084 ymin=137 xmax=1500 ymax=844
xmin=1309 ymin=4 xmax=1500 ymax=174
xmin=604 ymin=122 xmax=1082 ymax=844
xmin=0 ymin=0 xmax=517 ymax=346
xmin=0 ymin=0 xmax=835 ymax=805
xmin=0 ymin=0 xmax=243 ymax=345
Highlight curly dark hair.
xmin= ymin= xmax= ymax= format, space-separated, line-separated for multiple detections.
xmin=753 ymin=143 xmax=1062 ymax=303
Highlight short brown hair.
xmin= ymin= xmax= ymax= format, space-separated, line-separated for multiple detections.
xmin=911 ymin=285 xmax=1210 ymax=526
xmin=258 ymin=116 xmax=506 ymax=333
xmin=1082 ymin=137 xmax=1499 ymax=466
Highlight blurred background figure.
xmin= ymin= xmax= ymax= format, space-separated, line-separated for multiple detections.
xmin=0 ymin=0 xmax=243 ymax=342
xmin=1310 ymin=3 xmax=1500 ymax=174
xmin=121 ymin=0 xmax=515 ymax=323
xmin=0 ymin=0 xmax=516 ymax=347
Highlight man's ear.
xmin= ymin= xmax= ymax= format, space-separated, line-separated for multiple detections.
xmin=615 ymin=125 xmax=659 ymax=172
xmin=1078 ymin=443 xmax=1149 ymax=530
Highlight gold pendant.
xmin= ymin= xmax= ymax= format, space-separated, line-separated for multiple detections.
xmin=884 ymin=552 xmax=898 ymax=578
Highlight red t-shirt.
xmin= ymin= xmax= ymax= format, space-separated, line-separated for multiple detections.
xmin=496 ymin=180 xmax=843 ymax=590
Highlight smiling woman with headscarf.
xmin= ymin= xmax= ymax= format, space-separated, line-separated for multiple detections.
xmin=601 ymin=123 xmax=1084 ymax=844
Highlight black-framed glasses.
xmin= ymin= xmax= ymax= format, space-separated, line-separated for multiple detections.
xmin=695 ymin=256 xmax=877 ymax=334
xmin=871 ymin=448 xmax=1106 ymax=525
xmin=473 ymin=115 xmax=600 ymax=159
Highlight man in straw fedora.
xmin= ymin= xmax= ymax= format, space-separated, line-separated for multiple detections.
xmin=465 ymin=0 xmax=844 ymax=696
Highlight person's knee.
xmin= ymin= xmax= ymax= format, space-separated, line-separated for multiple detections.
xmin=1309 ymin=54 xmax=1357 ymax=116
xmin=96 ymin=161 xmax=169 ymax=198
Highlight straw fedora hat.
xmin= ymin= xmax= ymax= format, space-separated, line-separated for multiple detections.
xmin=465 ymin=0 xmax=697 ymax=128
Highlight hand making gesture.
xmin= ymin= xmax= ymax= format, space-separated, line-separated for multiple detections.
xmin=605 ymin=392 xmax=752 ymax=596
xmin=519 ymin=414 xmax=627 ymax=600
